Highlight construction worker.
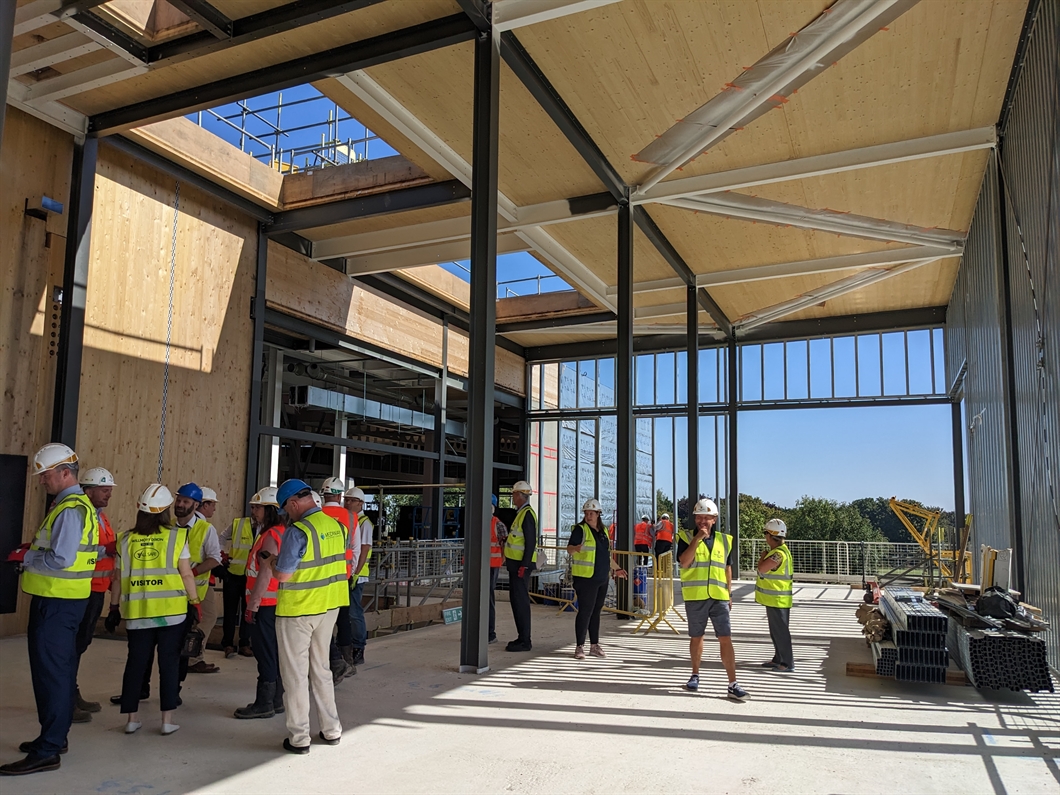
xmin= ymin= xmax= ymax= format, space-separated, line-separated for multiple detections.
xmin=106 ymin=484 xmax=201 ymax=736
xmin=677 ymin=498 xmax=748 ymax=701
xmin=756 ymin=519 xmax=794 ymax=672
xmin=488 ymin=495 xmax=507 ymax=644
xmin=273 ymin=479 xmax=350 ymax=754
xmin=320 ymin=477 xmax=355 ymax=683
xmin=504 ymin=480 xmax=537 ymax=652
xmin=344 ymin=487 xmax=373 ymax=666
xmin=235 ymin=487 xmax=286 ymax=719
xmin=2 ymin=444 xmax=100 ymax=776
xmin=567 ymin=498 xmax=626 ymax=660
xmin=71 ymin=467 xmax=118 ymax=721
xmin=174 ymin=483 xmax=221 ymax=674
xmin=220 ymin=489 xmax=255 ymax=659
xmin=634 ymin=514 xmax=653 ymax=563
xmin=654 ymin=512 xmax=675 ymax=558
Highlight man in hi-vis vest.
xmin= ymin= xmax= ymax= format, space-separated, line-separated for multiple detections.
xmin=756 ymin=519 xmax=794 ymax=672
xmin=676 ymin=498 xmax=748 ymax=702
xmin=503 ymin=481 xmax=537 ymax=652
xmin=1 ymin=445 xmax=100 ymax=776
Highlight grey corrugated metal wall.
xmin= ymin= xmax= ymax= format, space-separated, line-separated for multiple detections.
xmin=947 ymin=0 xmax=1059 ymax=670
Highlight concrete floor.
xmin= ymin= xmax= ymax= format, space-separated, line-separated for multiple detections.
xmin=1 ymin=582 xmax=1057 ymax=795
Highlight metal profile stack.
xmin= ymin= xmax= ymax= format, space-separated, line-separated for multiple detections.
xmin=878 ymin=587 xmax=949 ymax=683
xmin=870 ymin=640 xmax=897 ymax=676
xmin=947 ymin=621 xmax=1054 ymax=692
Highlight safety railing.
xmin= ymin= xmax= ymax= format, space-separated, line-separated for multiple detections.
xmin=738 ymin=539 xmax=926 ymax=583
xmin=364 ymin=539 xmax=464 ymax=612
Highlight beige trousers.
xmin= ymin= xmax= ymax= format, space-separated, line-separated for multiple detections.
xmin=276 ymin=608 xmax=341 ymax=747
xmin=190 ymin=586 xmax=220 ymax=664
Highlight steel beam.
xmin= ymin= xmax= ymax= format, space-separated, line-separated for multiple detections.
xmin=10 ymin=32 xmax=102 ymax=77
xmin=52 ymin=137 xmax=99 ymax=447
xmin=88 ymin=13 xmax=477 ymax=134
xmin=951 ymin=400 xmax=966 ymax=544
xmin=432 ymin=320 xmax=450 ymax=539
xmin=460 ymin=25 xmax=499 ymax=674
xmin=497 ymin=310 xmax=615 ymax=333
xmin=615 ymin=189 xmax=634 ymax=614
xmin=687 ymin=283 xmax=699 ymax=519
xmin=738 ymin=306 xmax=947 ymax=343
xmin=66 ymin=11 xmax=149 ymax=64
xmin=493 ymin=0 xmax=623 ymax=31
xmin=726 ymin=338 xmax=739 ymax=556
xmin=245 ymin=225 xmax=268 ymax=506
xmin=167 ymin=0 xmax=233 ymax=39
xmin=23 ymin=59 xmax=148 ymax=104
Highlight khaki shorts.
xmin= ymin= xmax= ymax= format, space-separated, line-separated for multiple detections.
xmin=686 ymin=598 xmax=731 ymax=638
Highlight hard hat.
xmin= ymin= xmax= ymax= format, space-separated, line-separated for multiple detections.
xmin=250 ymin=486 xmax=279 ymax=507
xmin=661 ymin=513 xmax=670 ymax=520
xmin=641 ymin=515 xmax=650 ymax=522
xmin=176 ymin=483 xmax=203 ymax=503
xmin=582 ymin=498 xmax=602 ymax=512
xmin=492 ymin=494 xmax=499 ymax=507
xmin=764 ymin=518 xmax=787 ymax=538
xmin=345 ymin=487 xmax=366 ymax=502
xmin=693 ymin=499 xmax=719 ymax=517
xmin=32 ymin=443 xmax=78 ymax=474
xmin=80 ymin=467 xmax=116 ymax=487
xmin=321 ymin=477 xmax=347 ymax=495
xmin=200 ymin=487 xmax=218 ymax=503
xmin=138 ymin=483 xmax=174 ymax=514
xmin=311 ymin=491 xmax=322 ymax=508
xmin=512 ymin=480 xmax=533 ymax=494
xmin=276 ymin=479 xmax=311 ymax=508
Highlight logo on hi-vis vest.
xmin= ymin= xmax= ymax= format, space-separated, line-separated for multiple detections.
xmin=319 ymin=529 xmax=343 ymax=541
xmin=129 ymin=578 xmax=164 ymax=587
xmin=133 ymin=547 xmax=161 ymax=562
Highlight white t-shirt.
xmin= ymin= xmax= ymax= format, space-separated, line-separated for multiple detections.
xmin=355 ymin=516 xmax=374 ymax=583
xmin=125 ymin=541 xmax=192 ymax=630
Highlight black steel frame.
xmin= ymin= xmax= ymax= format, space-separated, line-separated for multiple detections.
xmin=616 ymin=190 xmax=635 ymax=613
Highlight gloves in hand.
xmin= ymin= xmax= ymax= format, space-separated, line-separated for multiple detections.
xmin=188 ymin=602 xmax=203 ymax=625
xmin=103 ymin=540 xmax=117 ymax=557
xmin=5 ymin=543 xmax=30 ymax=563
xmin=244 ymin=608 xmax=255 ymax=625
xmin=104 ymin=605 xmax=121 ymax=633
xmin=517 ymin=566 xmax=527 ymax=579
xmin=221 ymin=551 xmax=230 ymax=565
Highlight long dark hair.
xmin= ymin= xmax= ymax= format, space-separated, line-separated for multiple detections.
xmin=585 ymin=513 xmax=608 ymax=535
xmin=132 ymin=509 xmax=171 ymax=535
xmin=261 ymin=505 xmax=282 ymax=530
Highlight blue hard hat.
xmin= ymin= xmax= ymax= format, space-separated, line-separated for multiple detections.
xmin=176 ymin=482 xmax=203 ymax=502
xmin=277 ymin=478 xmax=311 ymax=509
xmin=491 ymin=494 xmax=498 ymax=507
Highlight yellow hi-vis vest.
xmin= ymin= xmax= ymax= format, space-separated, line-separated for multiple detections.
xmin=755 ymin=543 xmax=793 ymax=608
xmin=504 ymin=504 xmax=538 ymax=564
xmin=677 ymin=528 xmax=732 ymax=601
xmin=570 ymin=522 xmax=604 ymax=579
xmin=186 ymin=518 xmax=214 ymax=601
xmin=228 ymin=517 xmax=255 ymax=576
xmin=119 ymin=528 xmax=190 ymax=620
xmin=22 ymin=492 xmax=99 ymax=599
xmin=276 ymin=511 xmax=351 ymax=617
xmin=354 ymin=515 xmax=373 ymax=579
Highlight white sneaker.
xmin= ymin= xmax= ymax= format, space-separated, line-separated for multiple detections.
xmin=124 ymin=721 xmax=142 ymax=734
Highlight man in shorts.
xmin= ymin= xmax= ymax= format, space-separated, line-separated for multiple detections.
xmin=676 ymin=498 xmax=748 ymax=701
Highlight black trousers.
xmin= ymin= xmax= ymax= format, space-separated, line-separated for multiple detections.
xmin=252 ymin=605 xmax=279 ymax=683
xmin=573 ymin=578 xmax=608 ymax=646
xmin=766 ymin=606 xmax=794 ymax=668
xmin=221 ymin=572 xmax=250 ymax=649
xmin=634 ymin=543 xmax=651 ymax=565
xmin=487 ymin=566 xmax=500 ymax=640
xmin=27 ymin=595 xmax=85 ymax=758
xmin=75 ymin=590 xmax=106 ymax=658
xmin=654 ymin=539 xmax=673 ymax=558
xmin=122 ymin=622 xmax=184 ymax=713
xmin=506 ymin=562 xmax=532 ymax=643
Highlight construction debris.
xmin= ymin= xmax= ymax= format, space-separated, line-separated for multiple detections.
xmin=856 ymin=602 xmax=890 ymax=643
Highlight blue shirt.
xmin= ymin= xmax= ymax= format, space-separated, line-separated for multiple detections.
xmin=24 ymin=484 xmax=90 ymax=572
xmin=274 ymin=506 xmax=321 ymax=574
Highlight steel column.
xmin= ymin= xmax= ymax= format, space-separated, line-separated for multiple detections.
xmin=245 ymin=224 xmax=269 ymax=505
xmin=615 ymin=189 xmax=635 ymax=614
xmin=0 ymin=0 xmax=16 ymax=155
xmin=460 ymin=24 xmax=499 ymax=674
xmin=52 ymin=138 xmax=99 ymax=448
xmin=951 ymin=400 xmax=966 ymax=543
xmin=687 ymin=284 xmax=700 ymax=520
xmin=726 ymin=338 xmax=740 ymax=557
xmin=432 ymin=320 xmax=449 ymax=539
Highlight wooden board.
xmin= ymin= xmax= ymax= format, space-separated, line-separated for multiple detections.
xmin=845 ymin=661 xmax=969 ymax=686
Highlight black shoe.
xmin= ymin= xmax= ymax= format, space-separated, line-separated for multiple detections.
xmin=505 ymin=640 xmax=532 ymax=652
xmin=76 ymin=688 xmax=101 ymax=713
xmin=283 ymin=739 xmax=309 ymax=755
xmin=0 ymin=755 xmax=61 ymax=776
xmin=317 ymin=731 xmax=340 ymax=746
xmin=17 ymin=742 xmax=67 ymax=756
xmin=352 ymin=648 xmax=365 ymax=666
xmin=71 ymin=707 xmax=92 ymax=724
xmin=488 ymin=636 xmax=498 ymax=644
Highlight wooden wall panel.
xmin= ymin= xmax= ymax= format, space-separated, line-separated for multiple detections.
xmin=0 ymin=108 xmax=74 ymax=637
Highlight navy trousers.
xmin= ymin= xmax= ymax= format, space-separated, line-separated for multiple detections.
xmin=350 ymin=580 xmax=367 ymax=650
xmin=27 ymin=595 xmax=87 ymax=758
xmin=252 ymin=605 xmax=279 ymax=683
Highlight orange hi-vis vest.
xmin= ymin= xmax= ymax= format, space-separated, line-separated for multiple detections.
xmin=656 ymin=520 xmax=674 ymax=543
xmin=245 ymin=525 xmax=284 ymax=608
xmin=489 ymin=516 xmax=503 ymax=568
xmin=634 ymin=521 xmax=652 ymax=547
xmin=322 ymin=504 xmax=353 ymax=578
xmin=91 ymin=511 xmax=116 ymax=593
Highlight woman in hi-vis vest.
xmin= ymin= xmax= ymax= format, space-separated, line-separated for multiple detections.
xmin=105 ymin=485 xmax=201 ymax=736
xmin=566 ymin=499 xmax=626 ymax=660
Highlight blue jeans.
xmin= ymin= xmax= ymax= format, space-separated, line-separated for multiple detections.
xmin=28 ymin=595 xmax=86 ymax=757
xmin=350 ymin=580 xmax=366 ymax=650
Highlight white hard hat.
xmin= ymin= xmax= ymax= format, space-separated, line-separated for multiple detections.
xmin=250 ymin=486 xmax=279 ymax=507
xmin=80 ymin=467 xmax=116 ymax=487
xmin=582 ymin=498 xmax=602 ymax=513
xmin=641 ymin=514 xmax=650 ymax=521
xmin=138 ymin=483 xmax=174 ymax=514
xmin=200 ymin=487 xmax=218 ymax=503
xmin=321 ymin=476 xmax=347 ymax=495
xmin=311 ymin=490 xmax=322 ymax=508
xmin=33 ymin=443 xmax=78 ymax=474
xmin=512 ymin=480 xmax=533 ymax=494
xmin=764 ymin=518 xmax=787 ymax=538
xmin=693 ymin=499 xmax=719 ymax=517
xmin=660 ymin=513 xmax=670 ymax=520
xmin=345 ymin=487 xmax=366 ymax=501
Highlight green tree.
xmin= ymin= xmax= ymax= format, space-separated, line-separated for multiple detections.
xmin=656 ymin=490 xmax=675 ymax=521
xmin=739 ymin=493 xmax=790 ymax=539
xmin=850 ymin=497 xmax=957 ymax=544
xmin=787 ymin=496 xmax=883 ymax=542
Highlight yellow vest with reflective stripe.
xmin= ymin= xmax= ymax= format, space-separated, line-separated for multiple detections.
xmin=355 ymin=515 xmax=373 ymax=579
xmin=276 ymin=511 xmax=351 ymax=617
xmin=22 ymin=492 xmax=99 ymax=599
xmin=755 ymin=543 xmax=793 ymax=608
xmin=504 ymin=504 xmax=538 ymax=564
xmin=570 ymin=522 xmax=602 ymax=579
xmin=185 ymin=518 xmax=214 ymax=601
xmin=119 ymin=528 xmax=189 ymax=620
xmin=228 ymin=518 xmax=255 ymax=576
xmin=677 ymin=528 xmax=731 ymax=601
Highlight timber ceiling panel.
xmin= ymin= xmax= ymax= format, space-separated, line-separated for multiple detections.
xmin=297 ymin=201 xmax=471 ymax=243
xmin=539 ymin=214 xmax=682 ymax=286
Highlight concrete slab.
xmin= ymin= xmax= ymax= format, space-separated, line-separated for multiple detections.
xmin=1 ymin=582 xmax=1057 ymax=794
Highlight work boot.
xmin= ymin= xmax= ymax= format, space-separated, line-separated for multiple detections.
xmin=76 ymin=688 xmax=101 ymax=713
xmin=339 ymin=645 xmax=358 ymax=676
xmin=71 ymin=707 xmax=92 ymax=723
xmin=352 ymin=648 xmax=365 ymax=666
xmin=330 ymin=655 xmax=351 ymax=684
xmin=233 ymin=681 xmax=276 ymax=719
xmin=273 ymin=679 xmax=285 ymax=714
